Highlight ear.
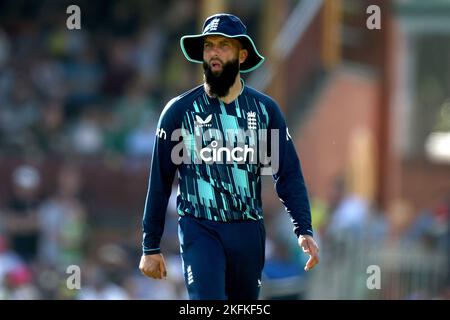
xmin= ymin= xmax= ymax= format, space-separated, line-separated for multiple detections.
xmin=239 ymin=49 xmax=248 ymax=64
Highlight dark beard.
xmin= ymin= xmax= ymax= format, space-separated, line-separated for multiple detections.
xmin=203 ymin=58 xmax=240 ymax=98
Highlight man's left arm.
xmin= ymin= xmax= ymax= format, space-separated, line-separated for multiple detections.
xmin=269 ymin=102 xmax=319 ymax=271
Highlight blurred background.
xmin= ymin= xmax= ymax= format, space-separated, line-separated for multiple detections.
xmin=0 ymin=0 xmax=449 ymax=299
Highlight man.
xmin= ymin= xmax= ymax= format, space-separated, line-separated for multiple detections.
xmin=139 ymin=13 xmax=319 ymax=300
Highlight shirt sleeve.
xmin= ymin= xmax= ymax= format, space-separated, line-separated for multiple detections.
xmin=142 ymin=98 xmax=180 ymax=255
xmin=269 ymin=101 xmax=313 ymax=238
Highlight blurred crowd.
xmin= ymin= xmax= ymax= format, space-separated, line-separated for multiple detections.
xmin=305 ymin=178 xmax=450 ymax=300
xmin=0 ymin=0 xmax=202 ymax=300
xmin=0 ymin=162 xmax=448 ymax=299
xmin=0 ymin=1 xmax=448 ymax=300
xmin=0 ymin=0 xmax=259 ymax=300
xmin=0 ymin=0 xmax=200 ymax=161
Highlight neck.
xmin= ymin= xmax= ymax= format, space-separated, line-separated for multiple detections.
xmin=204 ymin=74 xmax=242 ymax=104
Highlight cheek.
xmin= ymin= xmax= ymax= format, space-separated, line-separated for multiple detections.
xmin=203 ymin=48 xmax=214 ymax=59
xmin=235 ymin=50 xmax=242 ymax=62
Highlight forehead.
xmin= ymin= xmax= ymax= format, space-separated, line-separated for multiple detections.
xmin=204 ymin=35 xmax=240 ymax=45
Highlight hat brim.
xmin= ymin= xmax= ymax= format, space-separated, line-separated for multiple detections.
xmin=180 ymin=33 xmax=265 ymax=73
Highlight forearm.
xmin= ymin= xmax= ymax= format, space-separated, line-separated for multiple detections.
xmin=275 ymin=159 xmax=313 ymax=237
xmin=142 ymin=190 xmax=171 ymax=254
xmin=269 ymin=102 xmax=313 ymax=237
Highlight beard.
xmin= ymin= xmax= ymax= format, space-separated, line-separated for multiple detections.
xmin=203 ymin=58 xmax=240 ymax=98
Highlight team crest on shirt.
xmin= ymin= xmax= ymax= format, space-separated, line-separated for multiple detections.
xmin=247 ymin=112 xmax=257 ymax=130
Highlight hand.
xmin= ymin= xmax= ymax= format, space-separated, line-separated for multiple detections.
xmin=298 ymin=235 xmax=319 ymax=271
xmin=139 ymin=253 xmax=167 ymax=279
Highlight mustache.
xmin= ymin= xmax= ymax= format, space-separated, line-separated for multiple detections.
xmin=209 ymin=58 xmax=224 ymax=65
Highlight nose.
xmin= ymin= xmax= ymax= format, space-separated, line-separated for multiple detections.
xmin=208 ymin=45 xmax=220 ymax=56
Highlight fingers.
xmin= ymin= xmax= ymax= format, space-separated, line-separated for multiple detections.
xmin=301 ymin=240 xmax=311 ymax=254
xmin=299 ymin=235 xmax=312 ymax=253
xmin=299 ymin=236 xmax=319 ymax=271
xmin=139 ymin=262 xmax=159 ymax=279
xmin=139 ymin=255 xmax=166 ymax=280
xmin=304 ymin=253 xmax=319 ymax=271
xmin=308 ymin=239 xmax=319 ymax=257
xmin=146 ymin=264 xmax=162 ymax=279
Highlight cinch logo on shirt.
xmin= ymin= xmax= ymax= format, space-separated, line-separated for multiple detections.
xmin=200 ymin=140 xmax=255 ymax=163
xmin=171 ymin=128 xmax=279 ymax=172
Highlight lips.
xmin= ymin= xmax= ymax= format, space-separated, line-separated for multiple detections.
xmin=210 ymin=59 xmax=222 ymax=69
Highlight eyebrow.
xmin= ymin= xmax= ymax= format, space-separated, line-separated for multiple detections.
xmin=204 ymin=39 xmax=232 ymax=45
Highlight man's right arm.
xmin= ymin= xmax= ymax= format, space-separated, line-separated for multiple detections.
xmin=142 ymin=98 xmax=180 ymax=255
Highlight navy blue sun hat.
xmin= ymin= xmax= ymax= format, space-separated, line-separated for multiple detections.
xmin=180 ymin=13 xmax=265 ymax=73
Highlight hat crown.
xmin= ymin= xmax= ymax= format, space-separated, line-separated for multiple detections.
xmin=202 ymin=14 xmax=247 ymax=36
xmin=180 ymin=13 xmax=264 ymax=73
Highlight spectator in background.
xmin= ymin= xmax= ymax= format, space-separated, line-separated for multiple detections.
xmin=102 ymin=39 xmax=135 ymax=98
xmin=31 ymin=100 xmax=68 ymax=155
xmin=76 ymin=262 xmax=130 ymax=300
xmin=446 ymin=196 xmax=450 ymax=298
xmin=2 ymin=165 xmax=43 ymax=263
xmin=0 ymin=27 xmax=11 ymax=68
xmin=0 ymin=27 xmax=12 ymax=107
xmin=261 ymin=210 xmax=309 ymax=300
xmin=0 ymin=78 xmax=42 ymax=154
xmin=38 ymin=163 xmax=87 ymax=268
xmin=132 ymin=19 xmax=167 ymax=88
xmin=326 ymin=176 xmax=371 ymax=239
xmin=64 ymin=45 xmax=104 ymax=118
xmin=69 ymin=107 xmax=105 ymax=156
xmin=105 ymin=76 xmax=158 ymax=158
xmin=0 ymin=235 xmax=40 ymax=299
